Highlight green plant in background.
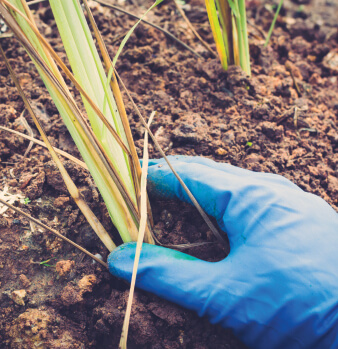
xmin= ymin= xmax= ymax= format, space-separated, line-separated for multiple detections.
xmin=264 ymin=0 xmax=284 ymax=47
xmin=205 ymin=0 xmax=251 ymax=75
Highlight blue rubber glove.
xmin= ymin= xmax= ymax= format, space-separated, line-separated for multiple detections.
xmin=108 ymin=156 xmax=338 ymax=349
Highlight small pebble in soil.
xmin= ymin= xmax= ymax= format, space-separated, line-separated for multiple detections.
xmin=11 ymin=289 xmax=26 ymax=306
xmin=215 ymin=148 xmax=227 ymax=156
xmin=92 ymin=253 xmax=103 ymax=265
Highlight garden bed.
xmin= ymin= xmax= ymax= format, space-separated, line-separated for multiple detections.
xmin=0 ymin=0 xmax=337 ymax=347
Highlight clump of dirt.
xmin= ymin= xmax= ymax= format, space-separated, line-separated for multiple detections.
xmin=6 ymin=308 xmax=86 ymax=349
xmin=55 ymin=260 xmax=75 ymax=278
xmin=7 ymin=308 xmax=52 ymax=348
xmin=0 ymin=0 xmax=337 ymax=348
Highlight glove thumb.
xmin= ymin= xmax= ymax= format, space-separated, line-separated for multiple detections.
xmin=108 ymin=242 xmax=214 ymax=315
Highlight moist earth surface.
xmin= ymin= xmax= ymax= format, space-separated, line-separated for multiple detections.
xmin=0 ymin=0 xmax=337 ymax=348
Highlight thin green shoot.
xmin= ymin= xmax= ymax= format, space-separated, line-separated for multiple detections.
xmin=39 ymin=257 xmax=57 ymax=268
xmin=264 ymin=0 xmax=284 ymax=47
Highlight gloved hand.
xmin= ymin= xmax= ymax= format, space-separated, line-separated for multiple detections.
xmin=108 ymin=156 xmax=338 ymax=349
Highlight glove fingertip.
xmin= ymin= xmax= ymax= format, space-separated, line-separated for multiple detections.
xmin=108 ymin=242 xmax=137 ymax=280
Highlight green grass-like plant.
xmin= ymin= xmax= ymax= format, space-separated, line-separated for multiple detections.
xmin=0 ymin=2 xmax=225 ymax=346
xmin=0 ymin=0 xmax=156 ymax=248
xmin=205 ymin=0 xmax=251 ymax=75
xmin=265 ymin=0 xmax=284 ymax=47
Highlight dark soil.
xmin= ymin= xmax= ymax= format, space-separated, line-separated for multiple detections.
xmin=0 ymin=0 xmax=337 ymax=348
